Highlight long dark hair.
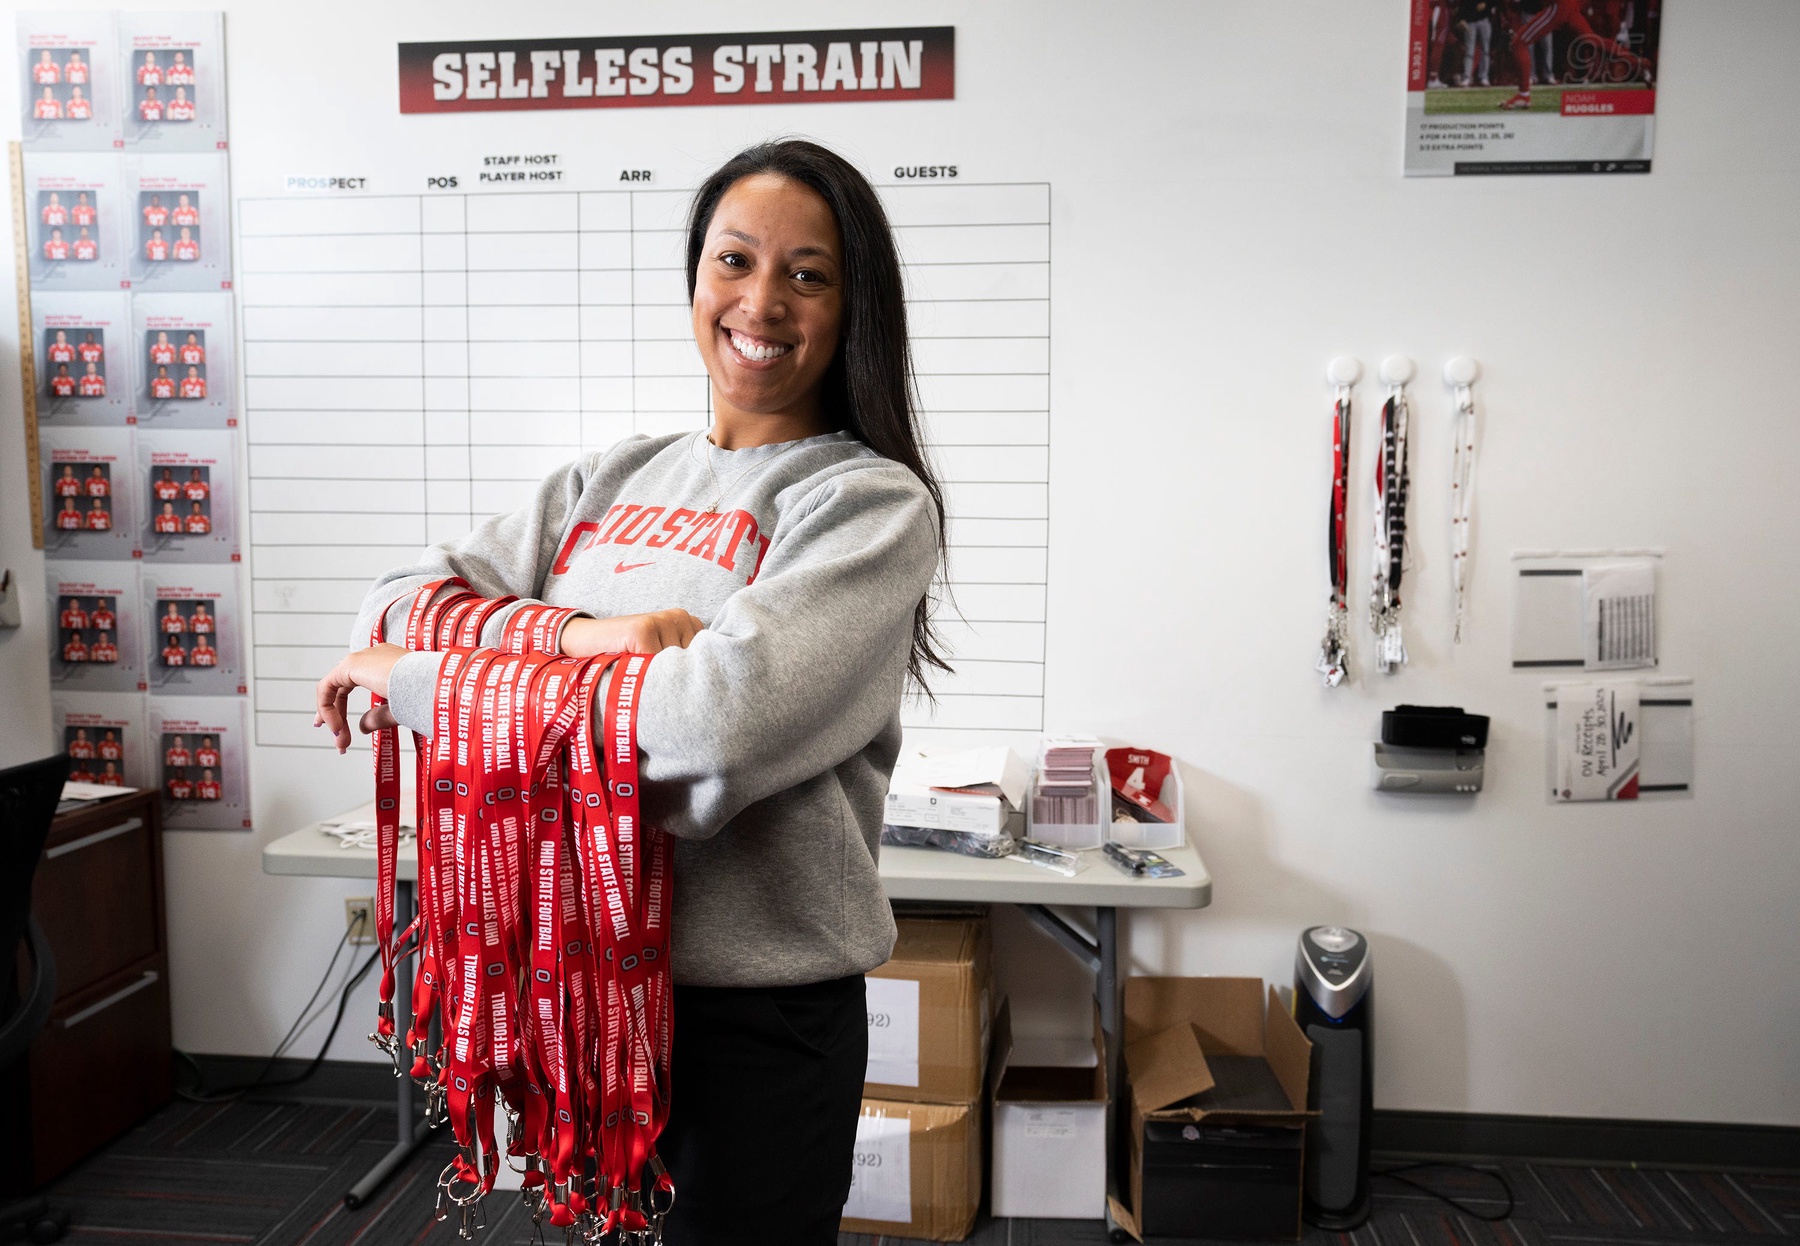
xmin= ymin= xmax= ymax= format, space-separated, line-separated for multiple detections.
xmin=686 ymin=139 xmax=951 ymax=693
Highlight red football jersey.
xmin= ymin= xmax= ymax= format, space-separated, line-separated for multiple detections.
xmin=183 ymin=480 xmax=209 ymax=500
xmin=190 ymin=646 xmax=215 ymax=666
xmin=153 ymin=514 xmax=181 ymax=533
xmin=195 ymin=747 xmax=220 ymax=768
xmin=71 ymin=205 xmax=95 ymax=226
xmin=161 ymin=613 xmax=186 ymax=634
xmin=32 ymin=62 xmax=59 ymax=85
xmin=138 ymin=64 xmax=162 ymax=85
xmin=62 ymin=639 xmax=89 ymax=661
xmin=179 ymin=376 xmax=206 ymax=397
xmin=196 ymin=780 xmax=221 ymax=800
xmin=153 ymin=479 xmax=181 ymax=500
xmin=78 ymin=342 xmax=103 ymax=363
xmin=145 ymin=238 xmax=168 ymax=260
xmin=138 ymin=99 xmax=162 ymax=121
xmin=151 ymin=377 xmax=175 ymax=399
xmin=67 ymin=738 xmax=96 ymax=759
xmin=168 ymin=778 xmax=193 ymax=800
xmin=66 ymin=99 xmax=92 ymax=120
xmin=150 ymin=343 xmax=175 ymax=365
xmin=189 ymin=613 xmax=214 ymax=634
xmin=143 ymin=205 xmax=168 ymax=227
xmin=54 ymin=476 xmax=82 ymax=497
xmin=167 ymin=64 xmax=195 ymax=86
xmin=171 ymin=207 xmax=199 ymax=227
xmin=78 ymin=374 xmax=106 ymax=396
xmin=184 ymin=514 xmax=211 ymax=534
xmin=162 ymin=645 xmax=185 ymax=666
xmin=173 ymin=239 xmax=200 ymax=261
xmin=91 ymin=608 xmax=115 ymax=630
xmin=179 ymin=343 xmax=204 ymax=364
xmin=48 ymin=342 xmax=75 ymax=364
xmin=69 ymin=766 xmax=96 ymax=783
xmin=50 ymin=376 xmax=76 ymax=397
xmin=41 ymin=204 xmax=66 ymax=226
xmin=166 ymin=747 xmax=191 ymax=766
xmin=166 ymin=99 xmax=195 ymax=121
xmin=83 ymin=509 xmax=110 ymax=530
xmin=56 ymin=508 xmax=82 ymax=529
xmin=84 ymin=477 xmax=108 ymax=496
xmin=91 ymin=638 xmax=117 ymax=662
xmin=98 ymin=740 xmax=122 ymax=761
xmin=72 ymin=237 xmax=97 ymax=260
xmin=44 ymin=239 xmax=68 ymax=259
xmin=66 ymin=63 xmax=89 ymax=85
xmin=60 ymin=609 xmax=88 ymax=629
xmin=33 ymin=99 xmax=61 ymax=120
xmin=97 ymin=771 xmax=122 ymax=787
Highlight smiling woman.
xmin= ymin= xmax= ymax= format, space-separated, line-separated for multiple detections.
xmin=312 ymin=139 xmax=948 ymax=1246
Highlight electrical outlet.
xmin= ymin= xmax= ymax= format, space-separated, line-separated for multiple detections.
xmin=345 ymin=897 xmax=374 ymax=945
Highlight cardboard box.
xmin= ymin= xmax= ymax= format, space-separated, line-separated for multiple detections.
xmin=865 ymin=916 xmax=993 ymax=1104
xmin=1108 ymin=978 xmax=1315 ymax=1242
xmin=840 ymin=1097 xmax=981 ymax=1242
xmin=990 ymin=1000 xmax=1108 ymax=1220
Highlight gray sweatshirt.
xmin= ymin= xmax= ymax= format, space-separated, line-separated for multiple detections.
xmin=355 ymin=430 xmax=938 ymax=988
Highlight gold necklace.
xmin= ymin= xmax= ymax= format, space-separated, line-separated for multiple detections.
xmin=691 ymin=430 xmax=805 ymax=516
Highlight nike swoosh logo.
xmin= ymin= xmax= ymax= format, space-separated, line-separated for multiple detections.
xmin=614 ymin=561 xmax=652 ymax=574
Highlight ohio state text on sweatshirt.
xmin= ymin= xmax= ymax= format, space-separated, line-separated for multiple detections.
xmin=355 ymin=430 xmax=939 ymax=988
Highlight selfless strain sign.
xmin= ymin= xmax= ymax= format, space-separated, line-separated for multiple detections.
xmin=399 ymin=26 xmax=954 ymax=112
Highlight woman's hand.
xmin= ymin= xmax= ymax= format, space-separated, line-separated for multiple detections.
xmin=560 ymin=610 xmax=705 ymax=659
xmin=314 ymin=643 xmax=409 ymax=754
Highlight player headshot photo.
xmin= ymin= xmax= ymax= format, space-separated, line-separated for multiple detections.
xmin=143 ymin=194 xmax=167 ymax=228
xmin=179 ymin=330 xmax=204 ymax=364
xmin=153 ymin=499 xmax=181 ymax=534
xmin=138 ymin=51 xmax=161 ymax=86
xmin=85 ymin=464 xmax=109 ymax=495
xmin=190 ymin=633 xmax=217 ymax=666
xmin=39 ymin=191 xmax=65 ymax=225
xmin=149 ymin=330 xmax=175 ymax=366
xmin=33 ymin=84 xmax=61 ymax=120
xmin=185 ymin=499 xmax=211 ymax=534
xmin=180 ymin=364 xmax=206 ymax=397
xmin=183 ymin=467 xmax=210 ymax=500
xmin=99 ymin=728 xmax=122 ymax=760
xmin=165 ymin=763 xmax=193 ymax=802
xmin=171 ymin=195 xmax=199 ymax=227
xmin=195 ymin=767 xmax=220 ymax=800
xmin=151 ymin=365 xmax=174 ymax=399
xmin=168 ymin=51 xmax=194 ymax=86
xmin=152 ymin=465 xmax=181 ymax=501
xmin=191 ymin=602 xmax=215 ymax=634
xmin=90 ymin=628 xmax=118 ymax=664
xmin=78 ymin=360 xmax=106 ymax=396
xmin=98 ymin=760 xmax=123 ymax=786
xmin=72 ymin=191 xmax=96 ymax=226
xmin=73 ymin=226 xmax=97 ymax=260
xmin=85 ymin=495 xmax=112 ymax=530
xmin=66 ymin=85 xmax=92 ymax=120
xmin=59 ymin=596 xmax=88 ymax=630
xmin=78 ymin=331 xmax=103 ymax=365
xmin=32 ymin=49 xmax=59 ymax=85
xmin=167 ymin=85 xmax=194 ymax=122
xmin=42 ymin=226 xmax=67 ymax=260
xmin=54 ymin=495 xmax=83 ymax=530
xmin=139 ymin=84 xmax=161 ymax=122
xmin=145 ymin=227 xmax=168 ymax=261
xmin=49 ymin=363 xmax=75 ymax=397
xmin=173 ymin=225 xmax=199 ymax=262
xmin=161 ymin=633 xmax=188 ymax=667
xmin=161 ymin=600 xmax=187 ymax=634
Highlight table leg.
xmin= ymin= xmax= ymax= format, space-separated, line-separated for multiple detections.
xmin=345 ymin=877 xmax=440 ymax=1209
xmin=1097 ymin=906 xmax=1125 ymax=1222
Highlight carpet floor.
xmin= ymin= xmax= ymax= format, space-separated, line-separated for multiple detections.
xmin=32 ymin=1096 xmax=1800 ymax=1246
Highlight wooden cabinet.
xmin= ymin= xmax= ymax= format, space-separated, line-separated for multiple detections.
xmin=2 ymin=790 xmax=172 ymax=1191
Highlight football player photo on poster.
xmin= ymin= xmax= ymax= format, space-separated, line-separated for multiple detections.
xmin=54 ymin=692 xmax=149 ymax=789
xmin=134 ymin=293 xmax=234 ymax=428
xmin=16 ymin=10 xmax=122 ymax=151
xmin=139 ymin=429 xmax=235 ymax=564
xmin=23 ymin=154 xmax=125 ymax=290
xmin=35 ymin=292 xmax=133 ymax=427
xmin=150 ymin=696 xmax=249 ymax=829
xmin=46 ymin=561 xmax=144 ymax=693
xmin=42 ymin=427 xmax=138 ymax=560
xmin=126 ymin=154 xmax=229 ymax=290
xmin=142 ymin=564 xmax=242 ymax=697
xmin=117 ymin=10 xmax=226 ymax=152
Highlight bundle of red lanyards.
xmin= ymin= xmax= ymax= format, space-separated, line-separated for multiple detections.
xmin=368 ymin=578 xmax=673 ymax=1238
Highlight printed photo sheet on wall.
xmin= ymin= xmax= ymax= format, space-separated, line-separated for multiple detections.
xmin=21 ymin=8 xmax=248 ymax=828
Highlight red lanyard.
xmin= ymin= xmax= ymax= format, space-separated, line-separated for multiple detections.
xmin=369 ymin=585 xmax=675 ymax=1238
xmin=1318 ymin=392 xmax=1352 ymax=687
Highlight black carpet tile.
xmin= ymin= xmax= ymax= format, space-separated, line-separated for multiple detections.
xmin=35 ymin=1097 xmax=1800 ymax=1246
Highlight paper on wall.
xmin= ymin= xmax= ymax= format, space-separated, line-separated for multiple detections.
xmin=1583 ymin=560 xmax=1656 ymax=670
xmin=1554 ymin=681 xmax=1640 ymax=801
xmin=843 ymin=1110 xmax=912 ymax=1224
xmin=864 ymin=976 xmax=920 ymax=1087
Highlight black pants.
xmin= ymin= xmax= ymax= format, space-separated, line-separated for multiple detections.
xmin=658 ymin=974 xmax=867 ymax=1246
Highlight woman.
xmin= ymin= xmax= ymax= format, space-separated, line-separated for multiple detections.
xmin=314 ymin=139 xmax=947 ymax=1244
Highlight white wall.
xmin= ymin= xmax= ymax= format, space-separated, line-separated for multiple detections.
xmin=3 ymin=0 xmax=1796 ymax=1123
